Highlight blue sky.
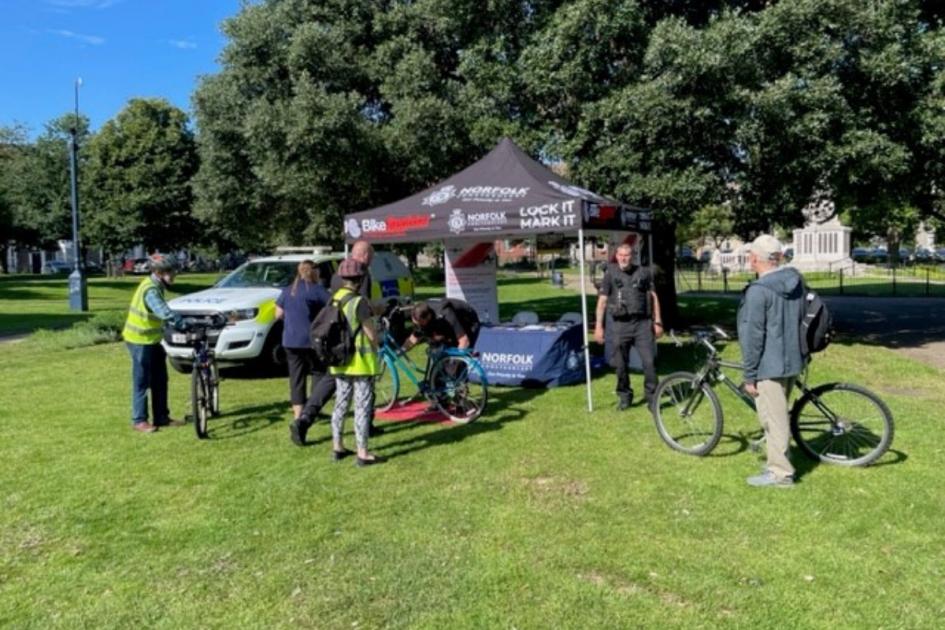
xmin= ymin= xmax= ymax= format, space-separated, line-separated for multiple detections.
xmin=0 ymin=0 xmax=241 ymax=137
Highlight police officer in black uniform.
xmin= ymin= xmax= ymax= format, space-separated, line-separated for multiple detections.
xmin=593 ymin=242 xmax=663 ymax=410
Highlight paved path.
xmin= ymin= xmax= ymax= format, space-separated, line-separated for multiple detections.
xmin=686 ymin=294 xmax=945 ymax=370
xmin=823 ymin=296 xmax=945 ymax=370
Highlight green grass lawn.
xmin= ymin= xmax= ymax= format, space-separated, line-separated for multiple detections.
xmin=1 ymin=273 xmax=943 ymax=628
xmin=0 ymin=273 xmax=223 ymax=337
xmin=676 ymin=266 xmax=945 ymax=297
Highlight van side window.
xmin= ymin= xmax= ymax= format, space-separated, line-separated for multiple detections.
xmin=317 ymin=262 xmax=334 ymax=288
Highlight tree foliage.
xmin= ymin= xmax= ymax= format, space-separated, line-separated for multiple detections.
xmin=0 ymin=116 xmax=91 ymax=251
xmin=83 ymin=98 xmax=198 ymax=255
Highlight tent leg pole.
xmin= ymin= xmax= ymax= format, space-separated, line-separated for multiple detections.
xmin=579 ymin=228 xmax=593 ymax=413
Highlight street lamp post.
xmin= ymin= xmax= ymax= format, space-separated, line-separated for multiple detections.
xmin=68 ymin=78 xmax=88 ymax=311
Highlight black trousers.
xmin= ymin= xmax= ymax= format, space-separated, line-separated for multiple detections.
xmin=285 ymin=348 xmax=324 ymax=405
xmin=610 ymin=319 xmax=657 ymax=403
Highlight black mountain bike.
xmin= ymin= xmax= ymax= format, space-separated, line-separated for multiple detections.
xmin=171 ymin=314 xmax=227 ymax=439
xmin=653 ymin=327 xmax=894 ymax=466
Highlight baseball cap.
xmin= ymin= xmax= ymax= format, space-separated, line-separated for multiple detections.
xmin=338 ymin=258 xmax=366 ymax=279
xmin=749 ymin=235 xmax=783 ymax=261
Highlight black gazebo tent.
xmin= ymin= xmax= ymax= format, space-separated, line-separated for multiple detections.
xmin=343 ymin=138 xmax=653 ymax=410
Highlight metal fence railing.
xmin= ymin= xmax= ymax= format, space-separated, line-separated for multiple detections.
xmin=675 ymin=263 xmax=945 ymax=298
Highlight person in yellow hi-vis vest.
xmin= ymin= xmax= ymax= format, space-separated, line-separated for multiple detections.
xmin=122 ymin=253 xmax=186 ymax=433
xmin=328 ymin=259 xmax=385 ymax=467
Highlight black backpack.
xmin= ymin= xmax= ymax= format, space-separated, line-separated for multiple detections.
xmin=800 ymin=284 xmax=833 ymax=357
xmin=310 ymin=292 xmax=362 ymax=366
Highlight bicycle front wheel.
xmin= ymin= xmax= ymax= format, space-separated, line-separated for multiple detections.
xmin=192 ymin=367 xmax=210 ymax=439
xmin=790 ymin=382 xmax=894 ymax=466
xmin=653 ymin=372 xmax=724 ymax=456
xmin=374 ymin=354 xmax=400 ymax=413
xmin=209 ymin=361 xmax=221 ymax=417
xmin=430 ymin=355 xmax=488 ymax=424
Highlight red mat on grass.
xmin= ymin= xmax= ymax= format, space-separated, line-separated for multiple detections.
xmin=375 ymin=400 xmax=453 ymax=425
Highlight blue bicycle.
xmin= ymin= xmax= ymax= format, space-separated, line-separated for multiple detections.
xmin=373 ymin=313 xmax=488 ymax=424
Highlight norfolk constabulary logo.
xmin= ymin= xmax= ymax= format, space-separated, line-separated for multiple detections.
xmin=422 ymin=185 xmax=456 ymax=206
xmin=448 ymin=209 xmax=467 ymax=234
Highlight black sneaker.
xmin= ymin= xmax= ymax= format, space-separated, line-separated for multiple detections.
xmin=368 ymin=424 xmax=385 ymax=437
xmin=617 ymin=396 xmax=632 ymax=411
xmin=289 ymin=417 xmax=311 ymax=447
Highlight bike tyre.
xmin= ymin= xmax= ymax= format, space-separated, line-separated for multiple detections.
xmin=209 ymin=362 xmax=221 ymax=417
xmin=374 ymin=354 xmax=400 ymax=413
xmin=790 ymin=382 xmax=894 ymax=466
xmin=653 ymin=371 xmax=724 ymax=456
xmin=192 ymin=367 xmax=210 ymax=439
xmin=430 ymin=354 xmax=488 ymax=424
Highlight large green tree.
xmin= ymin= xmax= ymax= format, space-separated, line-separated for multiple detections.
xmin=1 ymin=115 xmax=91 ymax=255
xmin=192 ymin=0 xmax=945 ymax=322
xmin=83 ymin=98 xmax=198 ymax=257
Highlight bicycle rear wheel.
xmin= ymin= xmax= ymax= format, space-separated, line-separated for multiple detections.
xmin=790 ymin=382 xmax=894 ymax=466
xmin=374 ymin=354 xmax=400 ymax=413
xmin=192 ymin=367 xmax=210 ymax=439
xmin=653 ymin=372 xmax=724 ymax=456
xmin=429 ymin=355 xmax=488 ymax=424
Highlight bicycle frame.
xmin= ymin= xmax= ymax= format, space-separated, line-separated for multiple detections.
xmin=682 ymin=332 xmax=843 ymax=428
xmin=377 ymin=326 xmax=479 ymax=397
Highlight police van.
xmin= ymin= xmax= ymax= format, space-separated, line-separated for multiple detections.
xmin=162 ymin=247 xmax=414 ymax=373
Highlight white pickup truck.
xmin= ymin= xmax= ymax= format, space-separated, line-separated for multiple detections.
xmin=162 ymin=248 xmax=414 ymax=373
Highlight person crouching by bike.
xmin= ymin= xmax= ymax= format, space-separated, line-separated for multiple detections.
xmin=275 ymin=260 xmax=329 ymax=421
xmin=122 ymin=253 xmax=187 ymax=433
xmin=593 ymin=242 xmax=663 ymax=411
xmin=738 ymin=234 xmax=805 ymax=488
xmin=328 ymin=259 xmax=385 ymax=467
xmin=401 ymin=298 xmax=481 ymax=353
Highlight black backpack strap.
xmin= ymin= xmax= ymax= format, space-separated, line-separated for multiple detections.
xmin=337 ymin=290 xmax=364 ymax=340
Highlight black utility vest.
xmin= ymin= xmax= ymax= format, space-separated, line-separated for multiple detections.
xmin=607 ymin=263 xmax=651 ymax=320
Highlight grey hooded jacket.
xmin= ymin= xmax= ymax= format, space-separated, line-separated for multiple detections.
xmin=737 ymin=266 xmax=805 ymax=383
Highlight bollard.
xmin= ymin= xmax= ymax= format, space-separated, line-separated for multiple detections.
xmin=839 ymin=268 xmax=843 ymax=295
xmin=723 ymin=269 xmax=729 ymax=293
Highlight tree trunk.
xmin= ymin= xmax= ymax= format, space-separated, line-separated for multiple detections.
xmin=651 ymin=220 xmax=679 ymax=328
xmin=887 ymin=228 xmax=900 ymax=268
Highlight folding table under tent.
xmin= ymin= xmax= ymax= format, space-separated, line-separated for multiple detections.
xmin=343 ymin=137 xmax=653 ymax=411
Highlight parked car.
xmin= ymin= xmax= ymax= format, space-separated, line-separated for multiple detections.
xmin=852 ymin=247 xmax=870 ymax=262
xmin=870 ymin=248 xmax=888 ymax=263
xmin=131 ymin=258 xmax=151 ymax=274
xmin=162 ymin=249 xmax=415 ymax=373
xmin=41 ymin=260 xmax=72 ymax=275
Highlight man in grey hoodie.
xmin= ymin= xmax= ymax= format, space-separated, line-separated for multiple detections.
xmin=737 ymin=234 xmax=805 ymax=487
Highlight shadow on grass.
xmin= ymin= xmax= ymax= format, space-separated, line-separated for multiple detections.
xmin=374 ymin=387 xmax=533 ymax=460
xmin=0 ymin=312 xmax=92 ymax=337
xmin=203 ymin=402 xmax=285 ymax=440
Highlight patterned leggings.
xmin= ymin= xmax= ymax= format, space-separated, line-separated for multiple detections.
xmin=330 ymin=376 xmax=375 ymax=451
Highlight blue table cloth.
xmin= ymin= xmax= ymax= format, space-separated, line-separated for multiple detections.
xmin=473 ymin=322 xmax=586 ymax=387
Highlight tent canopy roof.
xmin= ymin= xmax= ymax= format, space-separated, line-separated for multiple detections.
xmin=343 ymin=137 xmax=652 ymax=244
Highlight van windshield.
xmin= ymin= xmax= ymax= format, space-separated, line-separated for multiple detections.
xmin=216 ymin=262 xmax=297 ymax=288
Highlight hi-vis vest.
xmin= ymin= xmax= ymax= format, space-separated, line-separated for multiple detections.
xmin=329 ymin=288 xmax=379 ymax=377
xmin=123 ymin=277 xmax=164 ymax=344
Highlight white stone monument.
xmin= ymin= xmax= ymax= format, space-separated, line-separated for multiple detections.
xmin=790 ymin=196 xmax=853 ymax=272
